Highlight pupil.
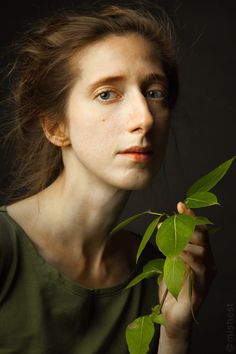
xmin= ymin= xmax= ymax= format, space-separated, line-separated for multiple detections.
xmin=148 ymin=90 xmax=162 ymax=98
xmin=101 ymin=92 xmax=109 ymax=99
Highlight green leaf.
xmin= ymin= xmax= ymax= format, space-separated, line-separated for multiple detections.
xmin=150 ymin=305 xmax=165 ymax=325
xmin=188 ymin=269 xmax=199 ymax=325
xmin=136 ymin=216 xmax=162 ymax=262
xmin=164 ymin=256 xmax=186 ymax=299
xmin=110 ymin=211 xmax=149 ymax=235
xmin=184 ymin=191 xmax=219 ymax=209
xmin=152 ymin=304 xmax=160 ymax=313
xmin=193 ymin=216 xmax=213 ymax=225
xmin=126 ymin=316 xmax=155 ymax=354
xmin=126 ymin=259 xmax=164 ymax=289
xmin=143 ymin=258 xmax=165 ymax=273
xmin=157 ymin=273 xmax=163 ymax=286
xmin=150 ymin=313 xmax=165 ymax=325
xmin=187 ymin=156 xmax=236 ymax=197
xmin=156 ymin=214 xmax=196 ymax=257
xmin=208 ymin=225 xmax=222 ymax=235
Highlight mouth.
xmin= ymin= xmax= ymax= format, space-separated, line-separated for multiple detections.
xmin=119 ymin=152 xmax=153 ymax=163
xmin=118 ymin=146 xmax=154 ymax=163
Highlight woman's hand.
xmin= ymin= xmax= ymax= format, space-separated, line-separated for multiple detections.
xmin=157 ymin=201 xmax=217 ymax=354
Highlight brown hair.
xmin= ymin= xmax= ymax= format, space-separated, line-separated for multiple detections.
xmin=1 ymin=3 xmax=178 ymax=204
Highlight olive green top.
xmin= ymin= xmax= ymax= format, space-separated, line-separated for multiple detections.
xmin=0 ymin=205 xmax=161 ymax=354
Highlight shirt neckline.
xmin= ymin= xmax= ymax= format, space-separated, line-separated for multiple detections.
xmin=0 ymin=205 xmax=144 ymax=297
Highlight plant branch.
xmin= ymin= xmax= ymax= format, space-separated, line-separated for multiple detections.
xmin=159 ymin=287 xmax=169 ymax=312
xmin=148 ymin=211 xmax=164 ymax=216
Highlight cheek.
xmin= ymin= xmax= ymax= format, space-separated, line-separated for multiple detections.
xmin=68 ymin=111 xmax=120 ymax=159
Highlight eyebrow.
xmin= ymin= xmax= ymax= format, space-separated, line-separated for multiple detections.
xmin=87 ymin=72 xmax=168 ymax=93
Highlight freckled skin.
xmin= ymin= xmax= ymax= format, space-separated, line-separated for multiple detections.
xmin=6 ymin=33 xmax=216 ymax=353
xmin=64 ymin=33 xmax=170 ymax=191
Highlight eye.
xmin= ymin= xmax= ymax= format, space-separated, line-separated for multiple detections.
xmin=96 ymin=90 xmax=118 ymax=101
xmin=146 ymin=89 xmax=167 ymax=100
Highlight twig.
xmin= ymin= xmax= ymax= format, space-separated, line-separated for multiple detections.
xmin=159 ymin=287 xmax=168 ymax=312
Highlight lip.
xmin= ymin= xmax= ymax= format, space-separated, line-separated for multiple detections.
xmin=118 ymin=146 xmax=154 ymax=163
xmin=119 ymin=145 xmax=153 ymax=154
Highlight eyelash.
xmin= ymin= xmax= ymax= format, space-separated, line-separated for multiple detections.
xmin=146 ymin=89 xmax=167 ymax=100
xmin=96 ymin=88 xmax=167 ymax=103
xmin=96 ymin=90 xmax=120 ymax=102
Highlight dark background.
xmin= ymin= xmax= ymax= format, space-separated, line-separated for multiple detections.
xmin=0 ymin=1 xmax=235 ymax=353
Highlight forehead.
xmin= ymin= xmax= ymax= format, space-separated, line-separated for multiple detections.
xmin=71 ymin=33 xmax=165 ymax=83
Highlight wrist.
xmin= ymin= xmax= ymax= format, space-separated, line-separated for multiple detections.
xmin=157 ymin=325 xmax=192 ymax=354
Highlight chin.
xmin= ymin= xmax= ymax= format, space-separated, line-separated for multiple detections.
xmin=128 ymin=178 xmax=153 ymax=190
xmin=124 ymin=163 xmax=162 ymax=190
xmin=115 ymin=172 xmax=155 ymax=191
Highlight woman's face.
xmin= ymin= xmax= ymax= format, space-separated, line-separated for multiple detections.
xmin=64 ymin=33 xmax=171 ymax=190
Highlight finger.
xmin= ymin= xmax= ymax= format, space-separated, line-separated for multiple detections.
xmin=182 ymin=243 xmax=207 ymax=258
xmin=195 ymin=224 xmax=208 ymax=235
xmin=177 ymin=201 xmax=209 ymax=245
xmin=157 ymin=222 xmax=162 ymax=230
xmin=189 ymin=229 xmax=210 ymax=247
xmin=179 ymin=250 xmax=206 ymax=278
xmin=158 ymin=275 xmax=167 ymax=299
xmin=180 ymin=245 xmax=217 ymax=281
xmin=177 ymin=202 xmax=208 ymax=233
xmin=177 ymin=201 xmax=195 ymax=217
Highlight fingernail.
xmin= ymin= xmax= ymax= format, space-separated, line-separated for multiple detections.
xmin=179 ymin=202 xmax=185 ymax=214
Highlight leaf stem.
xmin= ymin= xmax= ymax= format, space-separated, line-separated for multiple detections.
xmin=147 ymin=211 xmax=163 ymax=216
xmin=159 ymin=287 xmax=169 ymax=312
xmin=148 ymin=211 xmax=169 ymax=218
xmin=188 ymin=269 xmax=199 ymax=325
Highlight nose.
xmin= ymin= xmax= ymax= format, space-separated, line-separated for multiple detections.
xmin=126 ymin=90 xmax=155 ymax=134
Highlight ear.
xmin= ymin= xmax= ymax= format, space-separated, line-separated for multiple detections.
xmin=40 ymin=118 xmax=71 ymax=147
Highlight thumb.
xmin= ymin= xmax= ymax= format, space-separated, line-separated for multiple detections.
xmin=177 ymin=201 xmax=195 ymax=216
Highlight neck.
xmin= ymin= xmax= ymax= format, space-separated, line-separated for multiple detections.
xmin=36 ymin=170 xmax=131 ymax=256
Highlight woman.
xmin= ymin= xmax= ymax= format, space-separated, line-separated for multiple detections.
xmin=0 ymin=4 xmax=216 ymax=354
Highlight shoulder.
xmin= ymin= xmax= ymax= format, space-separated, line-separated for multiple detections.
xmin=0 ymin=206 xmax=26 ymax=305
xmin=0 ymin=206 xmax=18 ymax=277
xmin=0 ymin=206 xmax=16 ymax=245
